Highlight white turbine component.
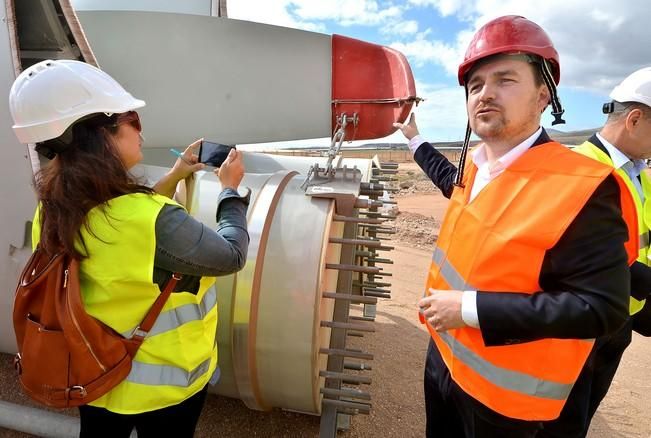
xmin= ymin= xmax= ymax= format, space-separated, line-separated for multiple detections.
xmin=75 ymin=10 xmax=332 ymax=147
xmin=138 ymin=151 xmax=377 ymax=414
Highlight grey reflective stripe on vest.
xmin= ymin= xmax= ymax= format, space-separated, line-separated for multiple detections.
xmin=641 ymin=233 xmax=649 ymax=250
xmin=431 ymin=247 xmax=592 ymax=400
xmin=431 ymin=247 xmax=473 ymax=291
xmin=126 ymin=356 xmax=212 ymax=387
xmin=437 ymin=332 xmax=573 ymax=400
xmin=122 ymin=286 xmax=218 ymax=338
xmin=432 ymin=246 xmax=445 ymax=266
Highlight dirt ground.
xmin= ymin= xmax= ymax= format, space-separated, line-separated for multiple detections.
xmin=1 ymin=162 xmax=650 ymax=437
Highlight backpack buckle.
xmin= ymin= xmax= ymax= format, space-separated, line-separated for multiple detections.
xmin=68 ymin=385 xmax=87 ymax=399
xmin=13 ymin=353 xmax=22 ymax=374
xmin=130 ymin=326 xmax=148 ymax=340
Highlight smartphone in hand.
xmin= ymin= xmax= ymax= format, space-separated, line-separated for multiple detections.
xmin=199 ymin=140 xmax=235 ymax=167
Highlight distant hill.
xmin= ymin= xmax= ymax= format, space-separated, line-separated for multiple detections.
xmin=546 ymin=127 xmax=599 ymax=145
xmin=276 ymin=128 xmax=599 ymax=151
xmin=364 ymin=128 xmax=600 ymax=150
xmin=424 ymin=127 xmax=599 ymax=149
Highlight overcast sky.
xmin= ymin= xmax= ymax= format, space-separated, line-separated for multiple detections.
xmin=228 ymin=0 xmax=651 ymax=145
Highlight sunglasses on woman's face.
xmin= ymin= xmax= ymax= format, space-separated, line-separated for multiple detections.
xmin=112 ymin=111 xmax=142 ymax=132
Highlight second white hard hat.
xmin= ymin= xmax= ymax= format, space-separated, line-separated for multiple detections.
xmin=9 ymin=59 xmax=145 ymax=144
xmin=610 ymin=67 xmax=651 ymax=108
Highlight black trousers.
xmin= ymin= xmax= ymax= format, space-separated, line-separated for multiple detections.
xmin=539 ymin=317 xmax=633 ymax=438
xmin=632 ymin=299 xmax=651 ymax=336
xmin=424 ymin=339 xmax=542 ymax=438
xmin=78 ymin=385 xmax=208 ymax=438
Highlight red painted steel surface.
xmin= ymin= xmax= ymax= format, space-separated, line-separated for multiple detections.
xmin=332 ymin=34 xmax=418 ymax=141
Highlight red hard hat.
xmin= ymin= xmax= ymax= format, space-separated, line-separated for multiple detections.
xmin=458 ymin=15 xmax=560 ymax=86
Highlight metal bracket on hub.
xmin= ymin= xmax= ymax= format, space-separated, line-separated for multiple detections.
xmin=304 ymin=165 xmax=362 ymax=216
xmin=302 ymin=113 xmax=359 ymax=191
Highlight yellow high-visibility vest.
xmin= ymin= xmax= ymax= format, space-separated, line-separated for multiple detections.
xmin=33 ymin=193 xmax=218 ymax=414
xmin=574 ymin=141 xmax=650 ymax=315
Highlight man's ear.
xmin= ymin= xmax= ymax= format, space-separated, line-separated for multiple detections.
xmin=626 ymin=108 xmax=642 ymax=131
xmin=537 ymin=85 xmax=550 ymax=114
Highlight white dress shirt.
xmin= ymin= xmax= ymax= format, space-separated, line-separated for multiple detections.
xmin=461 ymin=128 xmax=543 ymax=327
xmin=597 ymin=133 xmax=646 ymax=201
xmin=412 ymin=128 xmax=544 ymax=328
xmin=408 ymin=134 xmax=426 ymax=154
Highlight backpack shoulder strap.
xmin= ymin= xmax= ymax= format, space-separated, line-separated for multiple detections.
xmin=124 ymin=273 xmax=182 ymax=355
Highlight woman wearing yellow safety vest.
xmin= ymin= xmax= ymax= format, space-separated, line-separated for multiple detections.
xmin=9 ymin=59 xmax=250 ymax=437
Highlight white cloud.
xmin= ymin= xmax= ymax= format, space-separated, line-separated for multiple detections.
xmin=290 ymin=1 xmax=402 ymax=26
xmin=389 ymin=39 xmax=445 ymax=68
xmin=380 ymin=20 xmax=419 ymax=36
xmin=389 ymin=29 xmax=473 ymax=77
xmin=406 ymin=0 xmax=474 ymax=19
xmin=228 ymin=0 xmax=323 ymax=31
xmin=230 ymin=0 xmax=407 ymax=29
xmin=589 ymin=9 xmax=625 ymax=33
xmin=409 ymin=82 xmax=467 ymax=140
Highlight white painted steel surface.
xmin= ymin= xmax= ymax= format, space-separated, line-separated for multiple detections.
xmin=72 ymin=0 xmax=213 ymax=16
xmin=0 ymin=0 xmax=39 ymax=354
xmin=187 ymin=165 xmax=347 ymax=413
xmin=76 ymin=10 xmax=332 ymax=146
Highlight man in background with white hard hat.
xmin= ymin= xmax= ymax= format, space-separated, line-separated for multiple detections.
xmin=540 ymin=67 xmax=651 ymax=437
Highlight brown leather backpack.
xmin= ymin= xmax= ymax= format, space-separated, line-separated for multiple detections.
xmin=12 ymin=247 xmax=179 ymax=408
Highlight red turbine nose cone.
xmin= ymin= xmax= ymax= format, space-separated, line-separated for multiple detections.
xmin=332 ymin=34 xmax=419 ymax=141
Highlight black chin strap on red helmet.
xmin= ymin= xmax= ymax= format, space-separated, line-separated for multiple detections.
xmin=454 ymin=84 xmax=473 ymax=188
xmin=454 ymin=121 xmax=472 ymax=188
xmin=540 ymin=59 xmax=565 ymax=126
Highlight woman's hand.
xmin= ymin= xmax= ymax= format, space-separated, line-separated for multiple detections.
xmin=153 ymin=139 xmax=205 ymax=199
xmin=170 ymin=138 xmax=205 ymax=179
xmin=217 ymin=149 xmax=244 ymax=190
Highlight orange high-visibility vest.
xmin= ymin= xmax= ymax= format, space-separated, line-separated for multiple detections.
xmin=424 ymin=141 xmax=638 ymax=421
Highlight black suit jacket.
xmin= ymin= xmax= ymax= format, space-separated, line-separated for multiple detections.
xmin=413 ymin=130 xmax=630 ymax=346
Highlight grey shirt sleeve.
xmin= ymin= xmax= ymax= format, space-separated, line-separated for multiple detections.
xmin=152 ymin=188 xmax=250 ymax=293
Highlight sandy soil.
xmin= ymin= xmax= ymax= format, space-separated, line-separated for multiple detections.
xmin=1 ymin=162 xmax=650 ymax=437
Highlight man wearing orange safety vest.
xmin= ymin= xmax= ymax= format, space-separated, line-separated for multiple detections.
xmin=540 ymin=68 xmax=651 ymax=437
xmin=393 ymin=16 xmax=638 ymax=437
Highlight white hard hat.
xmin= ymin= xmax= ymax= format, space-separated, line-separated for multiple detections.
xmin=9 ymin=59 xmax=145 ymax=144
xmin=609 ymin=67 xmax=651 ymax=108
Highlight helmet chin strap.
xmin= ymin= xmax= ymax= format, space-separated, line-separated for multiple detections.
xmin=540 ymin=59 xmax=565 ymax=126
xmin=34 ymin=125 xmax=75 ymax=159
xmin=454 ymin=121 xmax=472 ymax=188
xmin=454 ymin=83 xmax=473 ymax=189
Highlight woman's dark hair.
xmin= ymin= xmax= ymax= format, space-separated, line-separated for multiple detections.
xmin=36 ymin=114 xmax=153 ymax=259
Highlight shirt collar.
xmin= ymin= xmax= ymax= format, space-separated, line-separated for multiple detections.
xmin=596 ymin=132 xmax=646 ymax=174
xmin=471 ymin=127 xmax=543 ymax=171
